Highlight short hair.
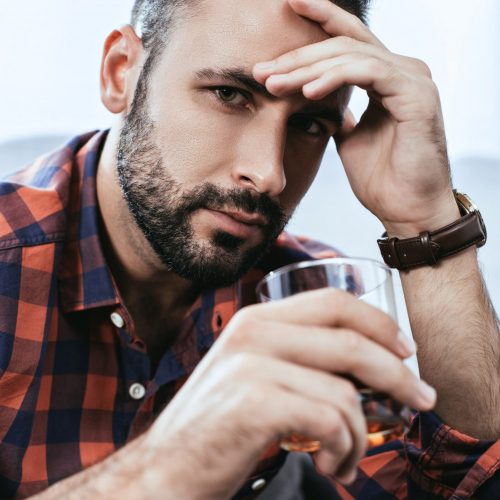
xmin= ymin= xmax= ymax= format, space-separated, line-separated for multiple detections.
xmin=131 ymin=0 xmax=371 ymax=71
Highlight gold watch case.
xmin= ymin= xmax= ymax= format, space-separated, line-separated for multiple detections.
xmin=453 ymin=189 xmax=487 ymax=246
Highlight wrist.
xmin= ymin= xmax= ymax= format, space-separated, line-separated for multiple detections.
xmin=381 ymin=198 xmax=461 ymax=239
xmin=136 ymin=434 xmax=190 ymax=499
xmin=377 ymin=189 xmax=486 ymax=271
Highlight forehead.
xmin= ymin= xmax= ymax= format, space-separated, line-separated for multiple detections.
xmin=165 ymin=0 xmax=331 ymax=74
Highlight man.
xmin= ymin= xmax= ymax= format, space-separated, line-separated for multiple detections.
xmin=0 ymin=0 xmax=498 ymax=498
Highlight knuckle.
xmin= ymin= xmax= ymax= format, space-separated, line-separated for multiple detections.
xmin=280 ymin=50 xmax=300 ymax=68
xmin=340 ymin=328 xmax=364 ymax=354
xmin=425 ymin=79 xmax=440 ymax=99
xmin=334 ymin=35 xmax=354 ymax=49
xmin=316 ymin=407 xmax=343 ymax=437
xmin=228 ymin=307 xmax=248 ymax=329
xmin=232 ymin=304 xmax=257 ymax=325
xmin=224 ymin=352 xmax=259 ymax=378
xmin=224 ymin=308 xmax=259 ymax=349
xmin=365 ymin=56 xmax=383 ymax=74
xmin=418 ymin=80 xmax=441 ymax=115
xmin=242 ymin=380 xmax=267 ymax=409
xmin=409 ymin=57 xmax=432 ymax=77
xmin=322 ymin=413 xmax=351 ymax=457
xmin=337 ymin=379 xmax=360 ymax=410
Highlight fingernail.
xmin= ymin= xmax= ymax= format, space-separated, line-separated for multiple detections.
xmin=418 ymin=380 xmax=437 ymax=407
xmin=255 ymin=61 xmax=276 ymax=70
xmin=396 ymin=330 xmax=416 ymax=357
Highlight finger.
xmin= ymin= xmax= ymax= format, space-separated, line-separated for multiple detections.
xmin=219 ymin=352 xmax=365 ymax=476
xmin=251 ymin=289 xmax=414 ymax=357
xmin=253 ymin=36 xmax=385 ymax=82
xmin=265 ymin=53 xmax=364 ymax=97
xmin=254 ymin=39 xmax=429 ymax=88
xmin=248 ymin=355 xmax=367 ymax=471
xmin=247 ymin=315 xmax=409 ymax=361
xmin=301 ymin=56 xmax=411 ymax=101
xmin=287 ymin=0 xmax=385 ymax=48
xmin=264 ymin=384 xmax=355 ymax=477
xmin=223 ymin=322 xmax=431 ymax=410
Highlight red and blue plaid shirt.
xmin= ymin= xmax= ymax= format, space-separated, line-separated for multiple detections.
xmin=0 ymin=130 xmax=498 ymax=498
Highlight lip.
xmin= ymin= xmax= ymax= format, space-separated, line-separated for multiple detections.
xmin=218 ymin=209 xmax=266 ymax=226
xmin=203 ymin=209 xmax=265 ymax=239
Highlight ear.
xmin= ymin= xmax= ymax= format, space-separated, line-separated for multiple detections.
xmin=100 ymin=25 xmax=144 ymax=114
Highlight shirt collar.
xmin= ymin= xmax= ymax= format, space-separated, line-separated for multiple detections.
xmin=58 ymin=130 xmax=120 ymax=313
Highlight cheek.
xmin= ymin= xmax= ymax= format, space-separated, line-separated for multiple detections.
xmin=149 ymin=104 xmax=230 ymax=184
xmin=146 ymin=76 xmax=235 ymax=180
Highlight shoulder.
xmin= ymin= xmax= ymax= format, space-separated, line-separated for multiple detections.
xmin=0 ymin=131 xmax=99 ymax=250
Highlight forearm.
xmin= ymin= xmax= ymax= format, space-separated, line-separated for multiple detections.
xmin=31 ymin=435 xmax=167 ymax=500
xmin=400 ymin=246 xmax=500 ymax=438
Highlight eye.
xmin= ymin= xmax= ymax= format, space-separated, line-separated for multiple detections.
xmin=289 ymin=115 xmax=327 ymax=137
xmin=211 ymin=86 xmax=249 ymax=108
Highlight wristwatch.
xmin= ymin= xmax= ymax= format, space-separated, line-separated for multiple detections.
xmin=377 ymin=190 xmax=487 ymax=270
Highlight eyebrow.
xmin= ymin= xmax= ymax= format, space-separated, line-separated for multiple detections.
xmin=194 ymin=66 xmax=344 ymax=129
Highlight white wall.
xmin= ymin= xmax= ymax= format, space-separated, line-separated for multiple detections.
xmin=1 ymin=1 xmax=499 ymax=332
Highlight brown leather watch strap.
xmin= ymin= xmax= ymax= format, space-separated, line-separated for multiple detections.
xmin=377 ymin=212 xmax=486 ymax=270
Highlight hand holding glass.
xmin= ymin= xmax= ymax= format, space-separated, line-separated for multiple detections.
xmin=256 ymin=257 xmax=413 ymax=452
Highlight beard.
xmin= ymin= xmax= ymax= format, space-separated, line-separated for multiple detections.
xmin=116 ymin=70 xmax=289 ymax=289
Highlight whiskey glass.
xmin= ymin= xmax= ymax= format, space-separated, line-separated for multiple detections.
xmin=256 ymin=257 xmax=411 ymax=452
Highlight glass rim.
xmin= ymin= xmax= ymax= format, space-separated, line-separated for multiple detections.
xmin=256 ymin=256 xmax=392 ymax=301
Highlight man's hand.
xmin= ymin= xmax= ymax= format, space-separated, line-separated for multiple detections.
xmin=253 ymin=0 xmax=460 ymax=237
xmin=139 ymin=289 xmax=434 ymax=498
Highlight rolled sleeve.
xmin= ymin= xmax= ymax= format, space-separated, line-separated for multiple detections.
xmin=405 ymin=411 xmax=500 ymax=498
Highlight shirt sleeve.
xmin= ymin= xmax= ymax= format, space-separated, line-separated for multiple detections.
xmin=405 ymin=411 xmax=500 ymax=498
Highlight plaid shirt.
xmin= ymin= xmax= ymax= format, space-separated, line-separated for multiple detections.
xmin=0 ymin=130 xmax=498 ymax=499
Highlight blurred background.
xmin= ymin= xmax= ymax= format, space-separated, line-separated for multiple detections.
xmin=0 ymin=0 xmax=498 ymax=353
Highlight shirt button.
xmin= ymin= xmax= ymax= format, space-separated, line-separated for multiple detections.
xmin=129 ymin=383 xmax=146 ymax=400
xmin=251 ymin=478 xmax=267 ymax=491
xmin=110 ymin=312 xmax=125 ymax=329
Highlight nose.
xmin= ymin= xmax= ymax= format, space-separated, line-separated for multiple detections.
xmin=231 ymin=120 xmax=287 ymax=198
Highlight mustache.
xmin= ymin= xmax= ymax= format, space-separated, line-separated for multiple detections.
xmin=179 ymin=183 xmax=287 ymax=229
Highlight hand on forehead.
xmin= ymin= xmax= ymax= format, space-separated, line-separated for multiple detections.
xmin=254 ymin=0 xmax=384 ymax=71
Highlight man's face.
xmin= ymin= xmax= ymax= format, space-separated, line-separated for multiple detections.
xmin=117 ymin=0 xmax=347 ymax=288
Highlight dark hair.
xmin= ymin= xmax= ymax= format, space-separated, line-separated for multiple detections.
xmin=131 ymin=0 xmax=371 ymax=72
